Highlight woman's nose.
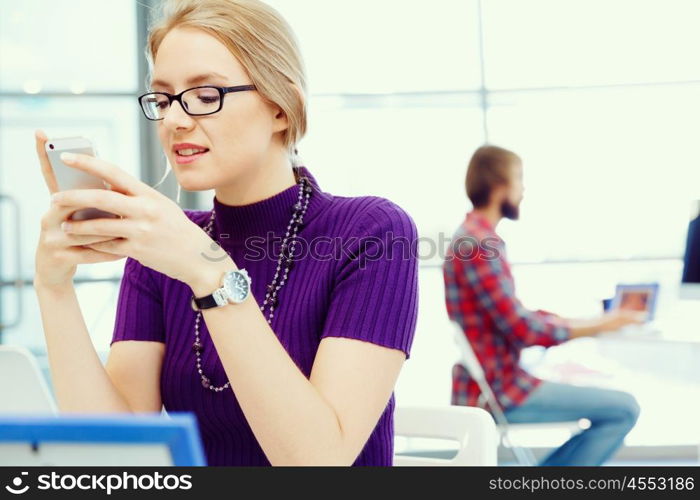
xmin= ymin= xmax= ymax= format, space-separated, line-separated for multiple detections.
xmin=163 ymin=100 xmax=195 ymax=129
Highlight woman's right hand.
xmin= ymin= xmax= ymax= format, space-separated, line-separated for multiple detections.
xmin=34 ymin=130 xmax=125 ymax=290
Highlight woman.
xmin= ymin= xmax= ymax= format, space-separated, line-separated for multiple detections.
xmin=34 ymin=0 xmax=418 ymax=466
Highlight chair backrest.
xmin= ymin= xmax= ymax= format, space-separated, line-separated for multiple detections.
xmin=0 ymin=346 xmax=57 ymax=414
xmin=452 ymin=321 xmax=486 ymax=382
xmin=451 ymin=321 xmax=510 ymax=420
xmin=450 ymin=321 xmax=573 ymax=466
xmin=394 ymin=406 xmax=498 ymax=466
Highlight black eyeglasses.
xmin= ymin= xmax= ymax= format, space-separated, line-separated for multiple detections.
xmin=138 ymin=85 xmax=257 ymax=121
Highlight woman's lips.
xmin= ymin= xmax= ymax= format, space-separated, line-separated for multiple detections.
xmin=174 ymin=150 xmax=209 ymax=165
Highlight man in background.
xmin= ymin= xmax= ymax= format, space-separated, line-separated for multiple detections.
xmin=444 ymin=145 xmax=643 ymax=466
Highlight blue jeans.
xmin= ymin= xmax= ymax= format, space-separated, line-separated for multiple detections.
xmin=503 ymin=382 xmax=640 ymax=466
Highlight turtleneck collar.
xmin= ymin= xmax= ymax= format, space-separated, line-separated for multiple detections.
xmin=211 ymin=166 xmax=328 ymax=242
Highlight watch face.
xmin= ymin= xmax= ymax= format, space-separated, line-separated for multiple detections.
xmin=223 ymin=271 xmax=251 ymax=303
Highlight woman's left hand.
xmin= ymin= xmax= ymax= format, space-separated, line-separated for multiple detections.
xmin=53 ymin=153 xmax=232 ymax=287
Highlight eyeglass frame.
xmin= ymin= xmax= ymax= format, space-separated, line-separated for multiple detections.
xmin=137 ymin=84 xmax=257 ymax=121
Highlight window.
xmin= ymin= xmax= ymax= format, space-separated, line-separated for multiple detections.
xmin=481 ymin=0 xmax=700 ymax=89
xmin=268 ymin=0 xmax=482 ymax=94
xmin=0 ymin=1 xmax=141 ymax=356
xmin=0 ymin=0 xmax=138 ymax=93
xmin=489 ymin=85 xmax=700 ymax=262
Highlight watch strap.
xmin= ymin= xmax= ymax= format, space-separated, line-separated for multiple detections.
xmin=191 ymin=293 xmax=221 ymax=311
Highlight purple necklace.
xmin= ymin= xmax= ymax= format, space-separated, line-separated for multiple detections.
xmin=193 ymin=171 xmax=313 ymax=392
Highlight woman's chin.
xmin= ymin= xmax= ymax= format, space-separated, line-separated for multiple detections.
xmin=173 ymin=174 xmax=216 ymax=192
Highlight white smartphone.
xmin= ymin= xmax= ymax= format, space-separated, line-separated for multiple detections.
xmin=45 ymin=136 xmax=118 ymax=221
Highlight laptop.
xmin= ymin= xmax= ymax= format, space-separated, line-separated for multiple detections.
xmin=608 ymin=283 xmax=661 ymax=336
xmin=0 ymin=413 xmax=206 ymax=466
xmin=0 ymin=346 xmax=205 ymax=466
xmin=0 ymin=346 xmax=57 ymax=414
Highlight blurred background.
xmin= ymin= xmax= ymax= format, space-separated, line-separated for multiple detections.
xmin=1 ymin=0 xmax=699 ymax=464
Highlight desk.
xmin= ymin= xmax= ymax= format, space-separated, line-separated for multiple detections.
xmin=595 ymin=300 xmax=700 ymax=382
xmin=596 ymin=332 xmax=700 ymax=383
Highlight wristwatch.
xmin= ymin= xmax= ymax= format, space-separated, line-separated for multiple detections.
xmin=190 ymin=269 xmax=252 ymax=311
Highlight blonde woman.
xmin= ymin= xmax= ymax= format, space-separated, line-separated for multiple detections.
xmin=34 ymin=0 xmax=418 ymax=466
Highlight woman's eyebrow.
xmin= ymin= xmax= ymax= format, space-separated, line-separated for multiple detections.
xmin=150 ymin=72 xmax=230 ymax=89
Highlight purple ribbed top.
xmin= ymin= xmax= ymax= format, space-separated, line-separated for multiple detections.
xmin=110 ymin=166 xmax=419 ymax=466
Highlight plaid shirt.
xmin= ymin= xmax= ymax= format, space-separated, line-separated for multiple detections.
xmin=443 ymin=211 xmax=570 ymax=411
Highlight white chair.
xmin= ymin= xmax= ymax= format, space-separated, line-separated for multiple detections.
xmin=0 ymin=345 xmax=57 ymax=414
xmin=451 ymin=322 xmax=587 ymax=466
xmin=394 ymin=406 xmax=498 ymax=466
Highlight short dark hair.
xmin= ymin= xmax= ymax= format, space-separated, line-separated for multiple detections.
xmin=465 ymin=145 xmax=521 ymax=208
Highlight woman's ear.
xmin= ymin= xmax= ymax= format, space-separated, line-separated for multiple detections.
xmin=271 ymin=104 xmax=289 ymax=134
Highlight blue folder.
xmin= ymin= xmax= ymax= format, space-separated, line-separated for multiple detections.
xmin=0 ymin=412 xmax=206 ymax=466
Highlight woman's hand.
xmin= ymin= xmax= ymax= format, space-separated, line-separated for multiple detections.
xmin=34 ymin=130 xmax=125 ymax=290
xmin=48 ymin=148 xmax=232 ymax=287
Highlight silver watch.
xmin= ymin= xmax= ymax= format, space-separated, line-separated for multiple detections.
xmin=191 ymin=269 xmax=252 ymax=311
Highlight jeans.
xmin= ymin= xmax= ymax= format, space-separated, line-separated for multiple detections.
xmin=503 ymin=381 xmax=640 ymax=466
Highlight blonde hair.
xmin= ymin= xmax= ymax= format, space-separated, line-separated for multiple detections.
xmin=147 ymin=0 xmax=307 ymax=154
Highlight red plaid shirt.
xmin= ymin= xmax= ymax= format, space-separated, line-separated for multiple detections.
xmin=443 ymin=211 xmax=570 ymax=410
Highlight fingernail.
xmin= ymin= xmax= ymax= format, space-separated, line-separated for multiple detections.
xmin=61 ymin=222 xmax=72 ymax=232
xmin=60 ymin=152 xmax=76 ymax=162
